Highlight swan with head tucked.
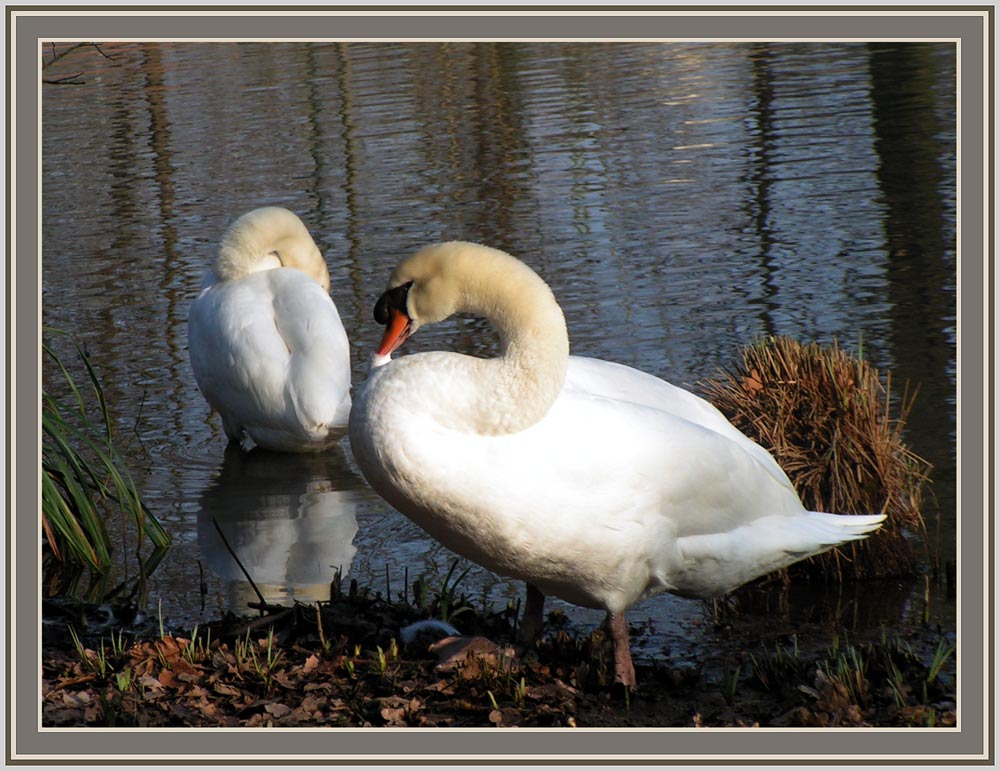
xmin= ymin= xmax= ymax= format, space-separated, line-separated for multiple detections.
xmin=188 ymin=207 xmax=351 ymax=452
xmin=348 ymin=241 xmax=885 ymax=689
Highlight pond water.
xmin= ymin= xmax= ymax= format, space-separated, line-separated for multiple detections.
xmin=41 ymin=42 xmax=957 ymax=661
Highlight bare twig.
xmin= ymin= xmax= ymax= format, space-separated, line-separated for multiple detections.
xmin=42 ymin=74 xmax=87 ymax=86
xmin=90 ymin=43 xmax=116 ymax=61
xmin=212 ymin=517 xmax=268 ymax=611
xmin=41 ymin=42 xmax=118 ymax=85
xmin=42 ymin=42 xmax=91 ymax=70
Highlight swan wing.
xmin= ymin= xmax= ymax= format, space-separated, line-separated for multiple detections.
xmin=270 ymin=272 xmax=352 ymax=430
xmin=566 ymin=356 xmax=796 ymax=494
xmin=189 ymin=269 xmax=350 ymax=449
xmin=518 ymin=385 xmax=807 ymax=538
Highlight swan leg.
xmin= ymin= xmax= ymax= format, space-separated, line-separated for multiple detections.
xmin=517 ymin=583 xmax=546 ymax=645
xmin=607 ymin=612 xmax=636 ymax=690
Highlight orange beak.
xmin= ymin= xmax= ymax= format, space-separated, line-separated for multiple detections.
xmin=376 ymin=306 xmax=411 ymax=358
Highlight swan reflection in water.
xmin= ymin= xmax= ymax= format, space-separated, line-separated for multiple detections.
xmin=197 ymin=443 xmax=366 ymax=609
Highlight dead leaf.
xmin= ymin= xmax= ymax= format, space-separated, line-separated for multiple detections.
xmin=170 ymin=657 xmax=200 ymax=677
xmin=488 ymin=707 xmax=521 ymax=727
xmin=213 ymin=682 xmax=241 ymax=698
xmin=272 ymin=670 xmax=296 ymax=690
xmin=381 ymin=706 xmax=406 ymax=726
xmin=158 ymin=669 xmax=179 ymax=689
xmin=526 ymin=680 xmax=579 ymax=702
xmin=156 ymin=637 xmax=182 ymax=661
xmin=265 ymin=703 xmax=291 ymax=719
xmin=300 ymin=695 xmax=322 ymax=713
xmin=430 ymin=636 xmax=519 ymax=677
xmin=422 ymin=679 xmax=454 ymax=693
xmin=417 ymin=712 xmax=456 ymax=727
xmin=54 ymin=674 xmax=96 ymax=690
xmin=137 ymin=674 xmax=165 ymax=692
xmin=60 ymin=690 xmax=92 ymax=708
xmin=185 ymin=684 xmax=210 ymax=699
xmin=744 ymin=369 xmax=765 ymax=394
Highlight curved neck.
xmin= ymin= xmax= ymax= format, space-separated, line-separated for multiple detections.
xmin=213 ymin=208 xmax=329 ymax=289
xmin=453 ymin=250 xmax=570 ymax=435
xmin=216 ymin=239 xmax=280 ymax=280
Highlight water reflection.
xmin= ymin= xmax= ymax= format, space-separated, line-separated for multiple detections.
xmin=196 ymin=444 xmax=365 ymax=610
xmin=867 ymin=43 xmax=957 ymax=558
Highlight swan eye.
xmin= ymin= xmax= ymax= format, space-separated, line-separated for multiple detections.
xmin=374 ymin=281 xmax=413 ymax=325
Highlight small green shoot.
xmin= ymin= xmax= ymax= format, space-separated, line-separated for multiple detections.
xmin=513 ymin=676 xmax=527 ymax=707
xmin=108 ymin=627 xmax=127 ymax=658
xmin=435 ymin=559 xmax=475 ymax=623
xmin=373 ymin=645 xmax=388 ymax=676
xmin=721 ymin=658 xmax=741 ymax=706
xmin=114 ymin=667 xmax=134 ymax=692
xmin=926 ymin=639 xmax=956 ymax=684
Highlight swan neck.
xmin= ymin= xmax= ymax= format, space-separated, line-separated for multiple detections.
xmin=213 ymin=208 xmax=329 ymax=289
xmin=462 ymin=261 xmax=569 ymax=434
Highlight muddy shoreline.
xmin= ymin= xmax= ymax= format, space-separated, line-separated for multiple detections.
xmin=42 ymin=576 xmax=956 ymax=729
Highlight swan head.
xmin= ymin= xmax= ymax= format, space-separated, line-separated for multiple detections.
xmin=373 ymin=241 xmax=564 ymax=360
xmin=371 ymin=241 xmax=570 ymax=433
xmin=216 ymin=207 xmax=331 ymax=291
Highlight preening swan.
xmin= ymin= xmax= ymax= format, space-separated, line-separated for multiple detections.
xmin=188 ymin=207 xmax=351 ymax=452
xmin=348 ymin=242 xmax=886 ymax=688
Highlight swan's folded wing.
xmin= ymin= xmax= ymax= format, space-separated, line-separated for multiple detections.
xmin=270 ymin=271 xmax=352 ymax=430
xmin=565 ymin=356 xmax=796 ymax=496
xmin=189 ymin=277 xmax=291 ymax=420
xmin=189 ymin=269 xmax=351 ymax=442
xmin=543 ymin=389 xmax=808 ymax=536
xmin=401 ymin=382 xmax=806 ymax=546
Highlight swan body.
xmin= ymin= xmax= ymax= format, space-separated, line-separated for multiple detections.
xmin=349 ymin=241 xmax=885 ymax=687
xmin=189 ymin=207 xmax=351 ymax=452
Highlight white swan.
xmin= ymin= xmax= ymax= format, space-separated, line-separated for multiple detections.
xmin=348 ymin=241 xmax=886 ymax=688
xmin=188 ymin=207 xmax=351 ymax=452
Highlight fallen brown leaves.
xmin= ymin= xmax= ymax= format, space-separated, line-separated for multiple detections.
xmin=41 ymin=592 xmax=646 ymax=729
xmin=41 ymin=588 xmax=956 ymax=729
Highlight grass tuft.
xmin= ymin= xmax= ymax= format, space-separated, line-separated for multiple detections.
xmin=700 ymin=335 xmax=931 ymax=581
xmin=42 ymin=327 xmax=170 ymax=572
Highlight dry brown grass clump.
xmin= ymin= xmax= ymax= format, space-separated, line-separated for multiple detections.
xmin=700 ymin=335 xmax=931 ymax=582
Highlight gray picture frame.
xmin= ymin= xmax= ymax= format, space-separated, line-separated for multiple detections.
xmin=8 ymin=5 xmax=990 ymax=766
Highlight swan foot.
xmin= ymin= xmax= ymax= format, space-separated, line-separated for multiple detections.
xmin=607 ymin=612 xmax=637 ymax=691
xmin=517 ymin=583 xmax=546 ymax=646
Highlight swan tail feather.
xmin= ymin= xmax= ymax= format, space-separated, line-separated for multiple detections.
xmin=672 ymin=511 xmax=887 ymax=599
xmin=803 ymin=510 xmax=888 ymax=541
